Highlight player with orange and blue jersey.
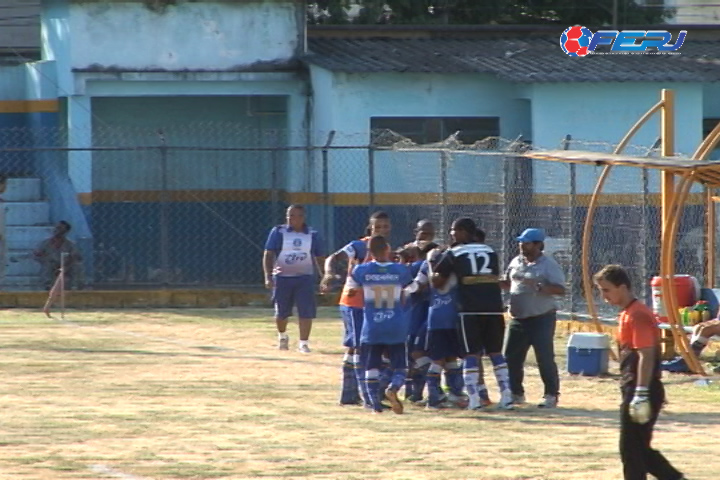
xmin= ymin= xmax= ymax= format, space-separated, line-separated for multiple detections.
xmin=321 ymin=211 xmax=392 ymax=407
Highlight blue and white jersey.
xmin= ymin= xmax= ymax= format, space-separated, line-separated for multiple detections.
xmin=264 ymin=224 xmax=324 ymax=277
xmin=406 ymin=260 xmax=430 ymax=336
xmin=341 ymin=238 xmax=369 ymax=263
xmin=349 ymin=261 xmax=413 ymax=345
xmin=416 ymin=258 xmax=459 ymax=330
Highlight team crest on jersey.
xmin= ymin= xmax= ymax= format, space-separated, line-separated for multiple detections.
xmin=373 ymin=310 xmax=395 ymax=323
xmin=292 ymin=238 xmax=303 ymax=248
xmin=284 ymin=252 xmax=308 ymax=264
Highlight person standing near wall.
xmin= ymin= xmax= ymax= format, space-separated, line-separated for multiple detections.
xmin=33 ymin=221 xmax=83 ymax=290
xmin=594 ymin=265 xmax=685 ymax=480
xmin=263 ymin=204 xmax=325 ymax=353
xmin=501 ymin=228 xmax=566 ymax=408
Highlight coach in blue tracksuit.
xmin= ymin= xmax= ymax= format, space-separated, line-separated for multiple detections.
xmin=263 ymin=204 xmax=325 ymax=353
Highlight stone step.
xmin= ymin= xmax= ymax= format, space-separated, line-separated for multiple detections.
xmin=6 ymin=225 xmax=54 ymax=251
xmin=5 ymin=249 xmax=40 ymax=276
xmin=1 ymin=178 xmax=42 ymax=202
xmin=3 ymin=201 xmax=51 ymax=226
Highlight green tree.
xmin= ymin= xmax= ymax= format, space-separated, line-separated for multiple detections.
xmin=309 ymin=1 xmax=672 ymax=26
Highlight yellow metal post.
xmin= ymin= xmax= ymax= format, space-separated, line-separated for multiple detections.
xmin=661 ymin=89 xmax=675 ymax=241
xmin=707 ymin=187 xmax=715 ymax=288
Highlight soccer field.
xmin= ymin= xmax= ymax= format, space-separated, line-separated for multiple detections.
xmin=0 ymin=307 xmax=717 ymax=480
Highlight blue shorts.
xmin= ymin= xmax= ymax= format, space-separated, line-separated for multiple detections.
xmin=409 ymin=320 xmax=428 ymax=353
xmin=341 ymin=306 xmax=364 ymax=348
xmin=427 ymin=328 xmax=462 ymax=361
xmin=272 ymin=275 xmax=317 ymax=319
xmin=362 ymin=343 xmax=408 ymax=371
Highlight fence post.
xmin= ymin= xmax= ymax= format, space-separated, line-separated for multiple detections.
xmin=439 ymin=150 xmax=450 ymax=244
xmin=642 ymin=137 xmax=661 ymax=302
xmin=501 ymin=150 xmax=510 ymax=270
xmin=322 ymin=131 xmax=336 ymax=252
xmin=158 ymin=129 xmax=170 ymax=286
xmin=368 ymin=144 xmax=376 ymax=216
xmin=270 ymin=131 xmax=280 ymax=224
xmin=564 ymin=134 xmax=576 ymax=316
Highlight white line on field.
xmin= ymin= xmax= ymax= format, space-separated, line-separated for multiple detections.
xmin=89 ymin=464 xmax=146 ymax=480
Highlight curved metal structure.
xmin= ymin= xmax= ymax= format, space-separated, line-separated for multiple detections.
xmin=581 ymin=101 xmax=663 ymax=348
xmin=531 ymin=89 xmax=720 ymax=377
xmin=660 ymin=172 xmax=705 ymax=375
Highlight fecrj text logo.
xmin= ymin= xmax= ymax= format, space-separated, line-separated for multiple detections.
xmin=560 ymin=26 xmax=686 ymax=57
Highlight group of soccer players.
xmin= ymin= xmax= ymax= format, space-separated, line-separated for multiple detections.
xmin=321 ymin=212 xmax=514 ymax=414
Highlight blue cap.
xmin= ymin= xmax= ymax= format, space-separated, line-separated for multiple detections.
xmin=516 ymin=228 xmax=545 ymax=243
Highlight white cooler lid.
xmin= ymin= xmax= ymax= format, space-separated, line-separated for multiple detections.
xmin=568 ymin=332 xmax=611 ymax=349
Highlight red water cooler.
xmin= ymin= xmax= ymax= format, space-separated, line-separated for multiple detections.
xmin=650 ymin=275 xmax=700 ymax=323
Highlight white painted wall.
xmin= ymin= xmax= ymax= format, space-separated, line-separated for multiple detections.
xmin=45 ymin=0 xmax=303 ymax=72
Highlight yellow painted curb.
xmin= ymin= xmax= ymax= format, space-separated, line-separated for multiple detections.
xmin=0 ymin=290 xmax=343 ymax=309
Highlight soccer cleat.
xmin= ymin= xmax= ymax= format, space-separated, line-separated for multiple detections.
xmin=426 ymin=400 xmax=452 ymax=411
xmin=385 ymin=388 xmax=404 ymax=414
xmin=537 ymin=394 xmax=558 ymax=409
xmin=512 ymin=394 xmax=526 ymax=405
xmin=466 ymin=395 xmax=484 ymax=411
xmin=498 ymin=390 xmax=515 ymax=410
xmin=278 ymin=336 xmax=289 ymax=350
xmin=661 ymin=356 xmax=690 ymax=373
xmin=447 ymin=392 xmax=469 ymax=409
xmin=297 ymin=343 xmax=311 ymax=353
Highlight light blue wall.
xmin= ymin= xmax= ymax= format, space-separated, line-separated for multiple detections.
xmin=703 ymin=84 xmax=720 ymax=119
xmin=41 ymin=0 xmax=73 ymax=95
xmin=58 ymin=73 xmax=307 ymax=194
xmin=309 ymin=66 xmax=530 ymax=194
xmin=0 ymin=66 xmax=27 ymax=100
xmin=24 ymin=61 xmax=59 ymax=100
xmin=90 ymin=96 xmax=289 ymax=191
xmin=531 ymin=83 xmax=705 ymax=195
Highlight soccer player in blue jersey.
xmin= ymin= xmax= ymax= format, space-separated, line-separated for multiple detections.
xmin=347 ymin=235 xmax=413 ymax=414
xmin=397 ymin=220 xmax=439 ymax=402
xmin=396 ymin=245 xmax=431 ymax=402
xmin=420 ymin=248 xmax=466 ymax=409
xmin=432 ymin=218 xmax=514 ymax=410
xmin=321 ymin=211 xmax=392 ymax=406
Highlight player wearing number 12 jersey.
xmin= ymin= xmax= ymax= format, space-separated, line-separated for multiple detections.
xmin=348 ymin=235 xmax=413 ymax=414
xmin=432 ymin=218 xmax=514 ymax=410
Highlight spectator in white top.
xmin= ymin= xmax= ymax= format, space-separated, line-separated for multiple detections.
xmin=263 ymin=205 xmax=325 ymax=353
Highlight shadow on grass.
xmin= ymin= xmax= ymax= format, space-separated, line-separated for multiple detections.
xmin=0 ymin=344 xmax=335 ymax=367
xmin=446 ymin=404 xmax=720 ymax=429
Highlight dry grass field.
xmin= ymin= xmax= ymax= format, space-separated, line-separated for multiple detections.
xmin=0 ymin=306 xmax=718 ymax=480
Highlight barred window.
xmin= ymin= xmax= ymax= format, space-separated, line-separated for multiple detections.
xmin=370 ymin=116 xmax=499 ymax=145
xmin=703 ymin=118 xmax=720 ymax=160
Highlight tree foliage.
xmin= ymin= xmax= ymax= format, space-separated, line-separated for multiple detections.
xmin=307 ymin=1 xmax=673 ymax=26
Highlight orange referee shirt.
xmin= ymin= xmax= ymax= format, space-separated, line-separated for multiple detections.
xmin=617 ymin=299 xmax=661 ymax=387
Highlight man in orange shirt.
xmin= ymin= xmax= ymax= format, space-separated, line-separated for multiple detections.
xmin=594 ymin=265 xmax=685 ymax=480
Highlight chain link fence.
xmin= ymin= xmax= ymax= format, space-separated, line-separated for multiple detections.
xmin=0 ymin=124 xmax=712 ymax=321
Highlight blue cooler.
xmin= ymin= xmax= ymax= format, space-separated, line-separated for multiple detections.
xmin=567 ymin=332 xmax=610 ymax=376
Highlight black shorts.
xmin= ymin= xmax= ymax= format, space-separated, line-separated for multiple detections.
xmin=457 ymin=313 xmax=505 ymax=355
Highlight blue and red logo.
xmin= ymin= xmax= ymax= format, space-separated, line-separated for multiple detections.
xmin=560 ymin=26 xmax=594 ymax=57
xmin=560 ymin=26 xmax=686 ymax=57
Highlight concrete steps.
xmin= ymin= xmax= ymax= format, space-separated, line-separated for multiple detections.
xmin=2 ymin=178 xmax=50 ymax=289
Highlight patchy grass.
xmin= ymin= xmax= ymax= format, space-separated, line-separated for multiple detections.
xmin=0 ymin=307 xmax=717 ymax=480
